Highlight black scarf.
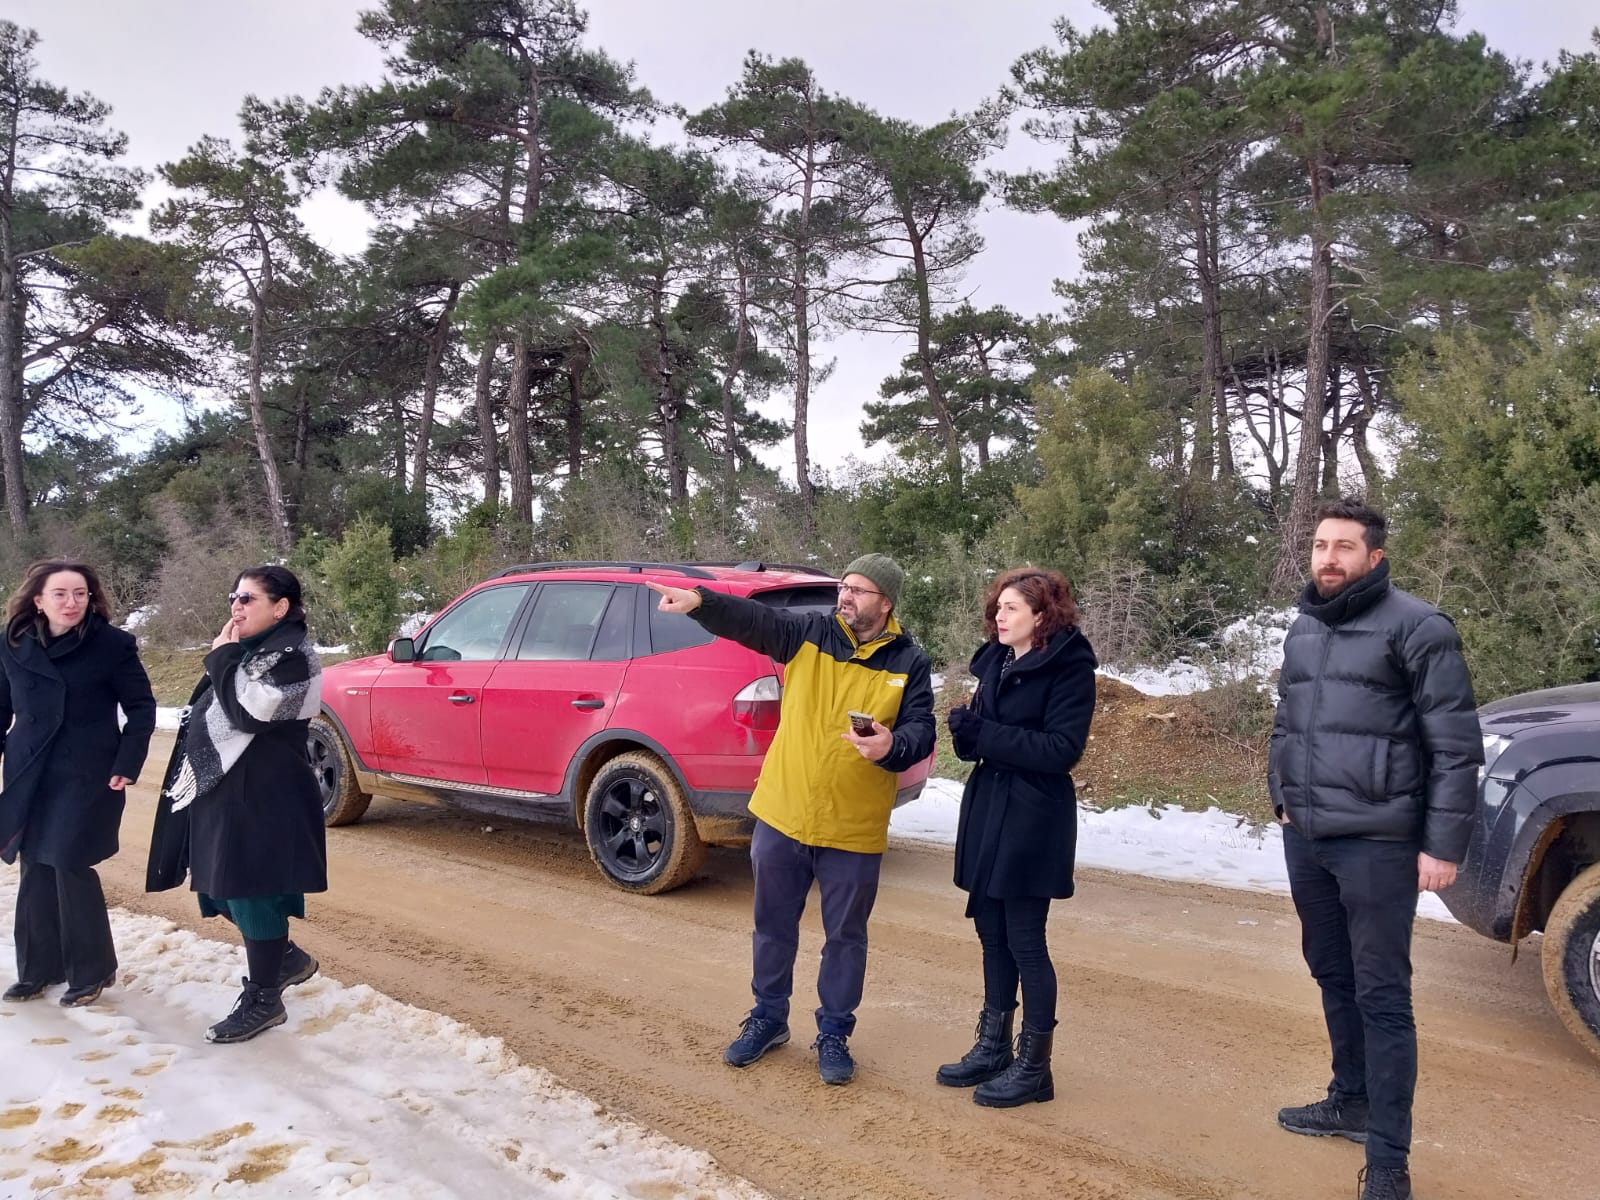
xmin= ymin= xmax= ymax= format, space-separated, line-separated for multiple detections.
xmin=1298 ymin=558 xmax=1391 ymax=627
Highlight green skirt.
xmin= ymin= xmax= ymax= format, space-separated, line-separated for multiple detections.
xmin=198 ymin=893 xmax=305 ymax=941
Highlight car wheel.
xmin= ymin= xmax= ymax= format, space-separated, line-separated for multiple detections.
xmin=583 ymin=751 xmax=706 ymax=895
xmin=1542 ymin=860 xmax=1600 ymax=1065
xmin=308 ymin=716 xmax=372 ymax=827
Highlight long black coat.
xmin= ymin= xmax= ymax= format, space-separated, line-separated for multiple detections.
xmin=146 ymin=633 xmax=327 ymax=899
xmin=0 ymin=616 xmax=156 ymax=869
xmin=950 ymin=628 xmax=1097 ymax=909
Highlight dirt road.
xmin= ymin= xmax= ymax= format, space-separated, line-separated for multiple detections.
xmin=99 ymin=733 xmax=1598 ymax=1200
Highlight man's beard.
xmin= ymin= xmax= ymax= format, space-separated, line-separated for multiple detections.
xmin=1314 ymin=566 xmax=1367 ymax=599
xmin=839 ymin=606 xmax=883 ymax=638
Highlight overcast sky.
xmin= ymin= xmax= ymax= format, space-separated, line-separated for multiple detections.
xmin=9 ymin=1 xmax=1599 ymax=478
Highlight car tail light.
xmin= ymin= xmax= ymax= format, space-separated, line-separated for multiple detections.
xmin=732 ymin=676 xmax=782 ymax=730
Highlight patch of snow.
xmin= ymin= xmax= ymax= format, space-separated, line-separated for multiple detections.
xmin=120 ymin=606 xmax=154 ymax=633
xmin=397 ymin=612 xmax=433 ymax=639
xmin=314 ymin=644 xmax=351 ymax=655
xmin=0 ymin=874 xmax=766 ymax=1200
xmin=892 ymin=779 xmax=1454 ymax=923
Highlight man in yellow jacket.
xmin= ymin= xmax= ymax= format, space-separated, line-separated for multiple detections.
xmin=647 ymin=554 xmax=935 ymax=1085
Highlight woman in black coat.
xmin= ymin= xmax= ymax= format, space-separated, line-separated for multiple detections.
xmin=147 ymin=565 xmax=326 ymax=1044
xmin=0 ymin=559 xmax=155 ymax=1007
xmin=937 ymin=567 xmax=1096 ymax=1108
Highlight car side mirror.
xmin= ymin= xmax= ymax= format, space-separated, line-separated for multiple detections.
xmin=388 ymin=637 xmax=416 ymax=662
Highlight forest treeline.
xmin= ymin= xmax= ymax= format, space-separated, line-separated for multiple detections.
xmin=2 ymin=2 xmax=1599 ymax=699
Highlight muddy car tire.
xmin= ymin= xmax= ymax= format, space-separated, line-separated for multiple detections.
xmin=584 ymin=751 xmax=706 ymax=895
xmin=308 ymin=716 xmax=372 ymax=827
xmin=1542 ymin=861 xmax=1600 ymax=1065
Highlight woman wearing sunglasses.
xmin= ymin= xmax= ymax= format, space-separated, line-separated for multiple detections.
xmin=0 ymin=559 xmax=156 ymax=1008
xmin=936 ymin=567 xmax=1096 ymax=1108
xmin=147 ymin=565 xmax=326 ymax=1044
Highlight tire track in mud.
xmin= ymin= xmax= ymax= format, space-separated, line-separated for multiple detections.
xmin=97 ymin=738 xmax=1599 ymax=1200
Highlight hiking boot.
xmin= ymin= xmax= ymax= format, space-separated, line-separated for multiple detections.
xmin=206 ymin=979 xmax=287 ymax=1044
xmin=278 ymin=942 xmax=318 ymax=989
xmin=813 ymin=1033 xmax=855 ymax=1085
xmin=974 ymin=1026 xmax=1055 ymax=1108
xmin=4 ymin=978 xmax=62 ymax=1002
xmin=1357 ymin=1164 xmax=1412 ymax=1200
xmin=724 ymin=1014 xmax=790 ymax=1067
xmin=1277 ymin=1095 xmax=1370 ymax=1143
xmin=59 ymin=971 xmax=116 ymax=1008
xmin=936 ymin=1006 xmax=1015 ymax=1087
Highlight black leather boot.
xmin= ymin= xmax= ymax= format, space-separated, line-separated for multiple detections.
xmin=205 ymin=979 xmax=287 ymax=1044
xmin=936 ymin=1006 xmax=1015 ymax=1087
xmin=973 ymin=1024 xmax=1054 ymax=1108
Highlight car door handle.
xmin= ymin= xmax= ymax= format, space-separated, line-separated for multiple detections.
xmin=571 ymin=698 xmax=605 ymax=710
xmin=446 ymin=693 xmax=475 ymax=705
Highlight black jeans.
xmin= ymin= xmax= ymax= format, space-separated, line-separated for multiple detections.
xmin=14 ymin=857 xmax=117 ymax=989
xmin=748 ymin=820 xmax=882 ymax=1037
xmin=1284 ymin=824 xmax=1420 ymax=1168
xmin=971 ymin=894 xmax=1056 ymax=1030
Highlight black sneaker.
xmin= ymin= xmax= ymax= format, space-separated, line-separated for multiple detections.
xmin=724 ymin=1015 xmax=790 ymax=1067
xmin=1358 ymin=1164 xmax=1412 ymax=1200
xmin=1277 ymin=1095 xmax=1369 ymax=1143
xmin=4 ymin=978 xmax=62 ymax=1002
xmin=206 ymin=980 xmax=287 ymax=1044
xmin=59 ymin=971 xmax=117 ymax=1008
xmin=813 ymin=1033 xmax=855 ymax=1085
xmin=278 ymin=942 xmax=318 ymax=989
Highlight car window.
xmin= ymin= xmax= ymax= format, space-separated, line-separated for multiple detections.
xmin=418 ymin=584 xmax=531 ymax=661
xmin=648 ymin=599 xmax=716 ymax=655
xmin=515 ymin=583 xmax=616 ymax=661
xmin=590 ymin=588 xmax=632 ymax=661
xmin=753 ymin=585 xmax=838 ymax=619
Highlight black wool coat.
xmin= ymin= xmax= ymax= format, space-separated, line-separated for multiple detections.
xmin=146 ymin=630 xmax=327 ymax=899
xmin=950 ymin=628 xmax=1097 ymax=910
xmin=0 ymin=616 xmax=157 ymax=869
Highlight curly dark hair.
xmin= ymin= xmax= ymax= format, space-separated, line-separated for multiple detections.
xmin=1314 ymin=496 xmax=1388 ymax=550
xmin=982 ymin=567 xmax=1079 ymax=651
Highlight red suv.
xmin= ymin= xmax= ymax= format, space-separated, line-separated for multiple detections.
xmin=307 ymin=561 xmax=934 ymax=893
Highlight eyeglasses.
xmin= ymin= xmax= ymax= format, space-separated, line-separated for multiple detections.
xmin=227 ymin=591 xmax=261 ymax=606
xmin=838 ymin=584 xmax=885 ymax=600
xmin=43 ymin=590 xmax=91 ymax=603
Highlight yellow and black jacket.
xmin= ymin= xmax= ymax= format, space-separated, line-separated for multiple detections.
xmin=692 ymin=588 xmax=935 ymax=854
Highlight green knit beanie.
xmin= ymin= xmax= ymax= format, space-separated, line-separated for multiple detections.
xmin=842 ymin=553 xmax=905 ymax=607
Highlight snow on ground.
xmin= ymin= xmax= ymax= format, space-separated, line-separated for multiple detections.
xmin=0 ymin=876 xmax=766 ymax=1200
xmin=890 ymin=778 xmax=1454 ymax=924
xmin=1097 ymin=608 xmax=1295 ymax=697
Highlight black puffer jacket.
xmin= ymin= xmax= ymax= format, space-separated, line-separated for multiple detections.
xmin=1268 ymin=561 xmax=1483 ymax=863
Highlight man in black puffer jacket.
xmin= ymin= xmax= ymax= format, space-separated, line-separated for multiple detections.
xmin=1269 ymin=498 xmax=1482 ymax=1200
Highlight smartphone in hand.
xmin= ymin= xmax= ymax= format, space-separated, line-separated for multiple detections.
xmin=847 ymin=710 xmax=876 ymax=736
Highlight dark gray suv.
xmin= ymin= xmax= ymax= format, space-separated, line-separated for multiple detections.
xmin=1442 ymin=683 xmax=1600 ymax=1064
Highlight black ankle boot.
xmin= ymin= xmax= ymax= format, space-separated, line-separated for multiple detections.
xmin=973 ymin=1024 xmax=1054 ymax=1108
xmin=936 ymin=1006 xmax=1015 ymax=1087
xmin=205 ymin=979 xmax=287 ymax=1044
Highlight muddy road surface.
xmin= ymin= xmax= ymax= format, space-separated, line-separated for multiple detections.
xmin=99 ymin=734 xmax=1599 ymax=1200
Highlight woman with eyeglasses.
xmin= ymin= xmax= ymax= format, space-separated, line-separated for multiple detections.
xmin=936 ymin=567 xmax=1096 ymax=1108
xmin=147 ymin=565 xmax=326 ymax=1044
xmin=0 ymin=559 xmax=156 ymax=1008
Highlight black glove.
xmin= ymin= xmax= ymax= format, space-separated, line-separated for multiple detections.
xmin=947 ymin=705 xmax=981 ymax=759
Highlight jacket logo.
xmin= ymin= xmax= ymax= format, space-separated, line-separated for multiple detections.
xmin=887 ymin=678 xmax=905 ymax=688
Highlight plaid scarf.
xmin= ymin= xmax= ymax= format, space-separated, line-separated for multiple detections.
xmin=164 ymin=622 xmax=322 ymax=812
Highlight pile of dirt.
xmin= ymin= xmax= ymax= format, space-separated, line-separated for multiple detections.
xmin=1074 ymin=676 xmax=1272 ymax=820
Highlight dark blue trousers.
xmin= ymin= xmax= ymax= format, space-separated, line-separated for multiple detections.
xmin=1284 ymin=824 xmax=1420 ymax=1168
xmin=15 ymin=857 xmax=117 ymax=989
xmin=748 ymin=820 xmax=882 ymax=1037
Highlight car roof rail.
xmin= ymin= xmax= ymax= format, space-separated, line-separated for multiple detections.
xmin=491 ymin=561 xmax=717 ymax=580
xmin=687 ymin=560 xmax=837 ymax=578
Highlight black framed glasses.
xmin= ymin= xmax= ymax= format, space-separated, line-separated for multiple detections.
xmin=838 ymin=583 xmax=884 ymax=600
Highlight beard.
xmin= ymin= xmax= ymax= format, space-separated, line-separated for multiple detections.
xmin=1314 ymin=564 xmax=1370 ymax=599
xmin=839 ymin=605 xmax=884 ymax=639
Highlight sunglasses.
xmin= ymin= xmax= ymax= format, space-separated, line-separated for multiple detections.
xmin=227 ymin=591 xmax=262 ymax=606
